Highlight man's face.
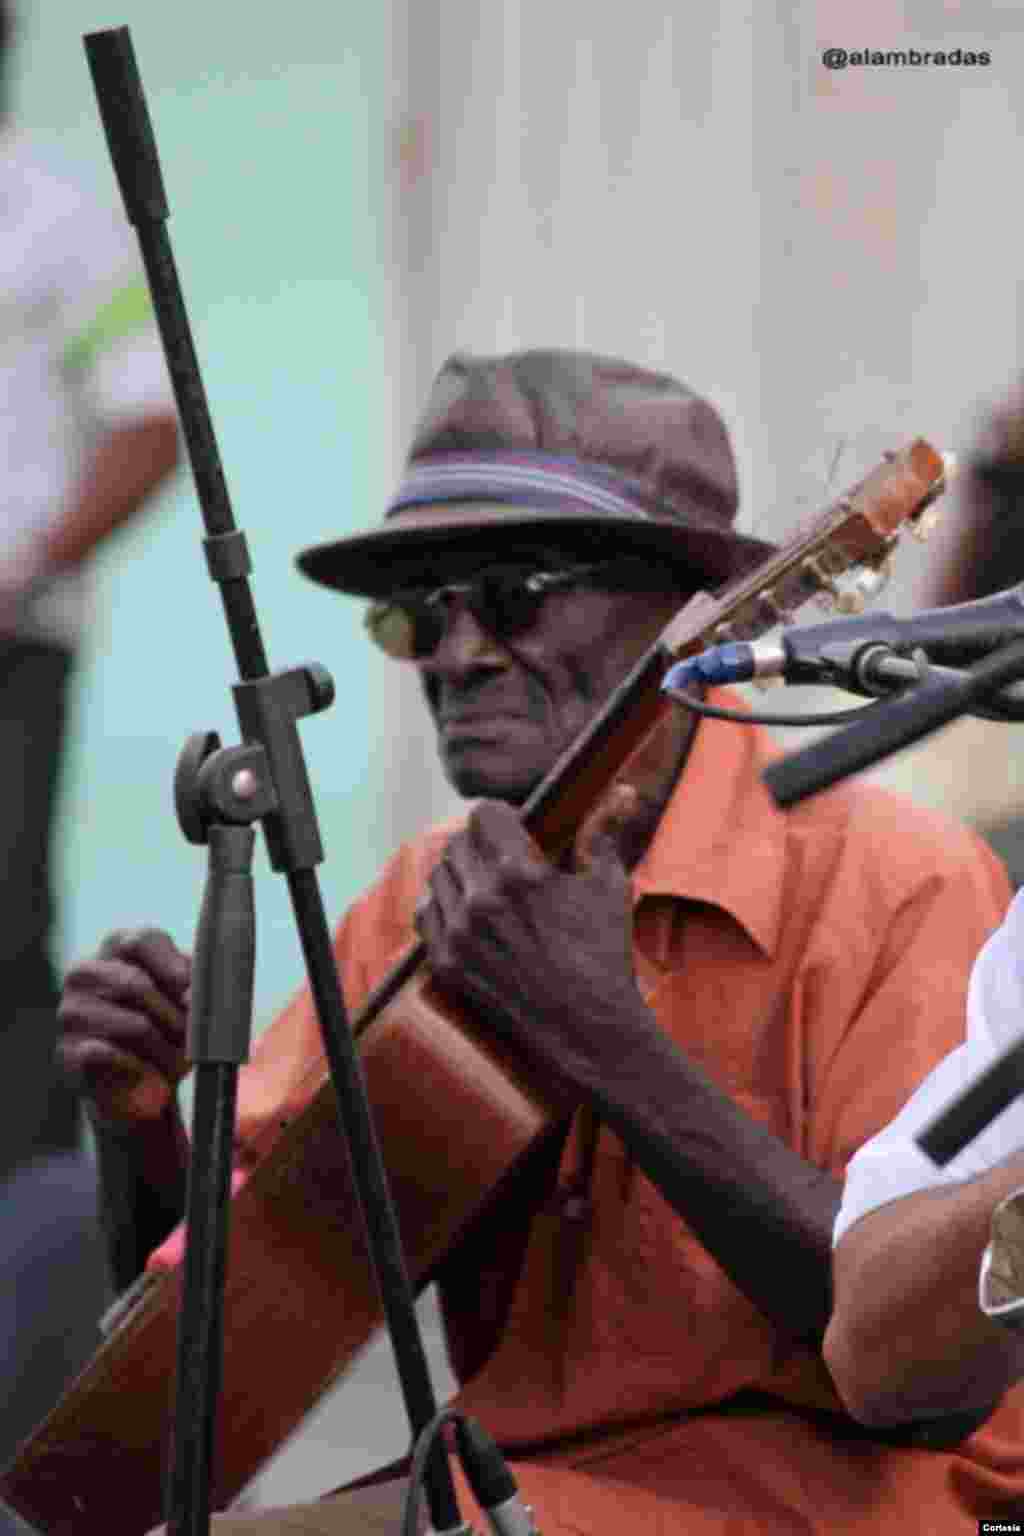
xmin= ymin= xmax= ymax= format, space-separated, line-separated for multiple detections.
xmin=416 ymin=560 xmax=687 ymax=804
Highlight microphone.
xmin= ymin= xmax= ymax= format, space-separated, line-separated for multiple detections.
xmin=660 ymin=584 xmax=1024 ymax=697
xmin=761 ymin=632 xmax=1024 ymax=807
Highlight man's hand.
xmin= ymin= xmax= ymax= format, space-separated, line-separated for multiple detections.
xmin=415 ymin=795 xmax=656 ymax=1095
xmin=58 ymin=927 xmax=192 ymax=1129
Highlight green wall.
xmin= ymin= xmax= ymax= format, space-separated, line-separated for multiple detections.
xmin=13 ymin=3 xmax=392 ymax=1030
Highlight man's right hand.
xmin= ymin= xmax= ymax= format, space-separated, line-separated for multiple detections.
xmin=58 ymin=928 xmax=192 ymax=1129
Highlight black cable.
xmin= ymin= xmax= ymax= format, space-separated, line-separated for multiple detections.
xmin=666 ymin=673 xmax=1024 ymax=729
xmin=662 ymin=684 xmax=892 ymax=728
xmin=400 ymin=1411 xmax=538 ymax=1535
xmin=401 ymin=1408 xmax=466 ymax=1536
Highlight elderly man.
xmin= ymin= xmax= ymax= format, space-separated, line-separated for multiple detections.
xmin=58 ymin=351 xmax=1023 ymax=1532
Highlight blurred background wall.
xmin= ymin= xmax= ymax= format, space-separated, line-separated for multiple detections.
xmin=9 ymin=0 xmax=1024 ymax=1510
xmin=386 ymin=0 xmax=1024 ymax=833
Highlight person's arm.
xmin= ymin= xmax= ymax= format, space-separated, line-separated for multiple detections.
xmin=418 ymin=800 xmax=841 ymax=1342
xmin=0 ymin=411 xmax=179 ymax=637
xmin=591 ymin=1032 xmax=1006 ymax=1448
xmin=824 ymin=1158 xmax=1024 ymax=1427
xmin=44 ymin=194 xmax=180 ymax=580
xmin=585 ymin=1027 xmax=841 ymax=1340
xmin=0 ymin=412 xmax=179 ymax=626
xmin=418 ymin=795 xmax=1012 ymax=1360
xmin=44 ymin=411 xmax=179 ymax=571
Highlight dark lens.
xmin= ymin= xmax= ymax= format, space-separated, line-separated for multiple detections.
xmin=471 ymin=569 xmax=549 ymax=639
xmin=364 ymin=599 xmax=444 ymax=659
xmin=366 ymin=567 xmax=560 ymax=660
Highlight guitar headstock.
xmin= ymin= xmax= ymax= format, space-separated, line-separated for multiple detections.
xmin=828 ymin=438 xmax=952 ymax=556
xmin=662 ymin=438 xmax=954 ymax=659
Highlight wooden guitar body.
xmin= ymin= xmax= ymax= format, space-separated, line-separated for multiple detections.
xmin=2 ymin=976 xmax=560 ymax=1535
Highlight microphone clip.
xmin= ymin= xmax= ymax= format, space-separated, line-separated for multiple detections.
xmin=812 ymin=639 xmax=930 ymax=698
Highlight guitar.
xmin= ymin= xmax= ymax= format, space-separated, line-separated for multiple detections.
xmin=0 ymin=440 xmax=949 ymax=1536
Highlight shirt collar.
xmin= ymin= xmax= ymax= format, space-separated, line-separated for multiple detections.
xmin=630 ymin=692 xmax=788 ymax=958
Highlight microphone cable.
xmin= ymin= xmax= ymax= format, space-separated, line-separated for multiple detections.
xmin=662 ymin=652 xmax=1024 ymax=730
xmin=660 ymin=686 xmax=889 ymax=729
xmin=399 ymin=1408 xmax=539 ymax=1536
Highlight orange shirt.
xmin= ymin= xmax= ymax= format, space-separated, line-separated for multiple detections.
xmin=228 ymin=699 xmax=1022 ymax=1532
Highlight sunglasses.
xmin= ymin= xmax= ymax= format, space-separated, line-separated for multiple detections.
xmin=364 ymin=561 xmax=618 ymax=660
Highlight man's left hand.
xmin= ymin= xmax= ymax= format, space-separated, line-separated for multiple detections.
xmin=415 ymin=796 xmax=656 ymax=1095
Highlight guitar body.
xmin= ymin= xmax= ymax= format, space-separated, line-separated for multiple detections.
xmin=0 ymin=977 xmax=561 ymax=1535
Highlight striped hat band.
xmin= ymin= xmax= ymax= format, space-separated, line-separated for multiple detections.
xmin=387 ymin=451 xmax=661 ymax=524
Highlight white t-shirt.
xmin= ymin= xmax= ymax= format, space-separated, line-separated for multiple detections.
xmin=835 ymin=886 xmax=1024 ymax=1244
xmin=0 ymin=131 xmax=174 ymax=642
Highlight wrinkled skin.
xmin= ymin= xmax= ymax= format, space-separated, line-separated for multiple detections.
xmin=419 ymin=580 xmax=684 ymax=804
xmin=417 ymin=794 xmax=659 ymax=1099
xmin=58 ymin=926 xmax=190 ymax=1127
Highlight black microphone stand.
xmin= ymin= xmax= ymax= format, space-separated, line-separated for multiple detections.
xmin=761 ymin=634 xmax=1024 ymax=808
xmin=83 ymin=28 xmax=465 ymax=1536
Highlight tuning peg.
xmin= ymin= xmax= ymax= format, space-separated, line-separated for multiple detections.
xmin=837 ymin=557 xmax=892 ymax=613
xmin=909 ymin=508 xmax=942 ymax=542
xmin=801 ymin=555 xmax=844 ymax=612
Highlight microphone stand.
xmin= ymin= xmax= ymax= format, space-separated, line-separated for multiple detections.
xmin=83 ymin=28 xmax=465 ymax=1536
xmin=761 ymin=634 xmax=1024 ymax=808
